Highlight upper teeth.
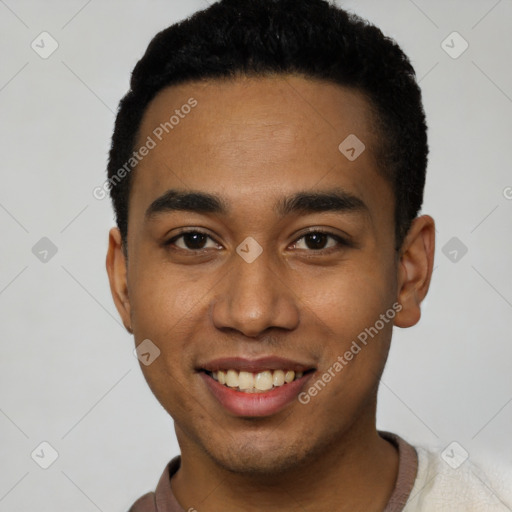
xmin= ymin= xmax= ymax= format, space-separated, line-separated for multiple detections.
xmin=211 ymin=369 xmax=303 ymax=392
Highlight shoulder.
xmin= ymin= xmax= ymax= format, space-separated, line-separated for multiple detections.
xmin=126 ymin=456 xmax=182 ymax=512
xmin=127 ymin=491 xmax=156 ymax=512
xmin=404 ymin=443 xmax=512 ymax=511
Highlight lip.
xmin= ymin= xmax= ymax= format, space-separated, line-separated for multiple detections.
xmin=199 ymin=356 xmax=315 ymax=373
xmin=199 ymin=367 xmax=316 ymax=418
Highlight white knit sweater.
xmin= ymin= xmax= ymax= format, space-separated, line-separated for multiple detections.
xmin=403 ymin=445 xmax=512 ymax=511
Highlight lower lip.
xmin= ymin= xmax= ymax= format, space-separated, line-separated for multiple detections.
xmin=200 ymin=372 xmax=313 ymax=417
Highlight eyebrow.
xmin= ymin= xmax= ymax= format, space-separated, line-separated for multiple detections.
xmin=144 ymin=188 xmax=369 ymax=222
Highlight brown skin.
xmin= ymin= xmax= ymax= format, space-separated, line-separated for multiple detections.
xmin=106 ymin=75 xmax=435 ymax=511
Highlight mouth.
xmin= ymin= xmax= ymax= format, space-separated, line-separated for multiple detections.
xmin=203 ymin=368 xmax=314 ymax=393
xmin=198 ymin=357 xmax=317 ymax=417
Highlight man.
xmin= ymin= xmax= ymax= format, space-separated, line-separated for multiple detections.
xmin=105 ymin=1 xmax=511 ymax=510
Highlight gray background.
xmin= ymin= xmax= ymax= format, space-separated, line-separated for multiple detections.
xmin=1 ymin=0 xmax=511 ymax=510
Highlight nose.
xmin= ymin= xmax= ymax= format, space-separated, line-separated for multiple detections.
xmin=211 ymin=248 xmax=300 ymax=338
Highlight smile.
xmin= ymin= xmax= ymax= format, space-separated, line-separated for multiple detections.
xmin=198 ymin=357 xmax=317 ymax=417
xmin=205 ymin=369 xmax=308 ymax=393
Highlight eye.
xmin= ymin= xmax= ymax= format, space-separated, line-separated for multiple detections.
xmin=164 ymin=229 xmax=349 ymax=253
xmin=292 ymin=230 xmax=348 ymax=252
xmin=165 ymin=230 xmax=220 ymax=251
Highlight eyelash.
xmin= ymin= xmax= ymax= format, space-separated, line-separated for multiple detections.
xmin=164 ymin=228 xmax=350 ymax=254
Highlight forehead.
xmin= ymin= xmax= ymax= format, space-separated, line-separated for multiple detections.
xmin=129 ymin=75 xmax=390 ymax=228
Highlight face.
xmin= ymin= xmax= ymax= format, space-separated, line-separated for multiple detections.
xmin=107 ymin=75 xmax=433 ymax=475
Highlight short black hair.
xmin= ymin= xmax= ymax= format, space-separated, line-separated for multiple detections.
xmin=107 ymin=0 xmax=428 ymax=253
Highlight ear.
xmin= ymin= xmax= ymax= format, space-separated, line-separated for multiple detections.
xmin=106 ymin=227 xmax=133 ymax=334
xmin=394 ymin=215 xmax=435 ymax=328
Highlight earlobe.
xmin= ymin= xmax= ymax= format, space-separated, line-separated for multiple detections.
xmin=394 ymin=215 xmax=435 ymax=328
xmin=105 ymin=227 xmax=133 ymax=334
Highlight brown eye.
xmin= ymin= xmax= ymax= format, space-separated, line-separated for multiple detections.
xmin=304 ymin=233 xmax=329 ymax=250
xmin=294 ymin=231 xmax=346 ymax=251
xmin=166 ymin=231 xmax=219 ymax=251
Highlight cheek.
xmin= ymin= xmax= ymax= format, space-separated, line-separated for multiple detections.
xmin=135 ymin=311 xmax=198 ymax=421
xmin=131 ymin=262 xmax=204 ymax=331
xmin=129 ymin=267 xmax=204 ymax=399
xmin=300 ymin=264 xmax=396 ymax=403
xmin=303 ymin=265 xmax=394 ymax=343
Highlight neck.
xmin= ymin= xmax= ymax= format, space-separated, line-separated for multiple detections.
xmin=171 ymin=417 xmax=399 ymax=512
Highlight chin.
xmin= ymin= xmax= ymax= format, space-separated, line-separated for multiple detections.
xmin=202 ymin=431 xmax=322 ymax=476
xmin=213 ymin=447 xmax=306 ymax=476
